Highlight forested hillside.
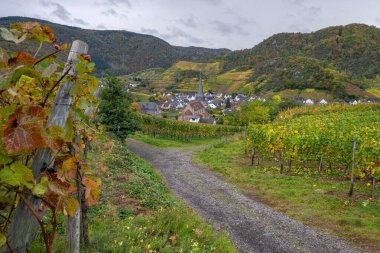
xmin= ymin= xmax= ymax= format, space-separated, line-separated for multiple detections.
xmin=0 ymin=16 xmax=230 ymax=75
xmin=222 ymin=24 xmax=380 ymax=98
xmin=122 ymin=24 xmax=380 ymax=99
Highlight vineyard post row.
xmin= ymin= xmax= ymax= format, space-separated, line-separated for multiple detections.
xmin=245 ymin=110 xmax=379 ymax=197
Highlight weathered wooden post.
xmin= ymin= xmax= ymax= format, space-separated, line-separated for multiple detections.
xmin=348 ymin=137 xmax=357 ymax=196
xmin=243 ymin=125 xmax=247 ymax=155
xmin=3 ymin=40 xmax=88 ymax=253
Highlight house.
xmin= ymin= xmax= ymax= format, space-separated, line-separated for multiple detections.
xmin=199 ymin=117 xmax=216 ymax=125
xmin=161 ymin=101 xmax=172 ymax=111
xmin=137 ymin=102 xmax=161 ymax=117
xmin=304 ymin=99 xmax=314 ymax=105
xmin=189 ymin=116 xmax=200 ymax=123
xmin=319 ymin=99 xmax=328 ymax=105
xmin=349 ymin=100 xmax=358 ymax=105
xmin=179 ymin=100 xmax=210 ymax=121
xmin=208 ymin=103 xmax=217 ymax=109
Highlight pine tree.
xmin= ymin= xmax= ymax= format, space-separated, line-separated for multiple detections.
xmin=96 ymin=76 xmax=139 ymax=140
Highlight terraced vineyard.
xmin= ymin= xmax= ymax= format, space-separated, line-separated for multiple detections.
xmin=247 ymin=104 xmax=380 ymax=195
xmin=139 ymin=114 xmax=241 ymax=139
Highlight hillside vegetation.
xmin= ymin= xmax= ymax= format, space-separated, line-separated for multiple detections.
xmin=122 ymin=61 xmax=254 ymax=93
xmin=0 ymin=16 xmax=230 ymax=75
xmin=125 ymin=24 xmax=380 ymax=99
xmin=223 ymin=24 xmax=380 ymax=99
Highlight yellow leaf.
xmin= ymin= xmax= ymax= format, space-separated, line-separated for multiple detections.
xmin=66 ymin=198 xmax=79 ymax=217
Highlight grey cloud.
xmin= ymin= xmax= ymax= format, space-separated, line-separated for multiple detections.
xmin=141 ymin=27 xmax=159 ymax=35
xmin=161 ymin=26 xmax=203 ymax=44
xmin=288 ymin=23 xmax=311 ymax=33
xmin=101 ymin=8 xmax=117 ymax=16
xmin=213 ymin=21 xmax=250 ymax=36
xmin=307 ymin=6 xmax=321 ymax=15
xmin=375 ymin=17 xmax=380 ymax=25
xmin=73 ymin=18 xmax=89 ymax=25
xmin=97 ymin=24 xmax=107 ymax=29
xmin=178 ymin=15 xmax=198 ymax=28
xmin=98 ymin=0 xmax=132 ymax=8
xmin=40 ymin=0 xmax=71 ymax=21
xmin=205 ymin=0 xmax=223 ymax=5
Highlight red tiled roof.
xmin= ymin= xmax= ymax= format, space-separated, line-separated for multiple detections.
xmin=188 ymin=101 xmax=204 ymax=111
xmin=181 ymin=109 xmax=193 ymax=116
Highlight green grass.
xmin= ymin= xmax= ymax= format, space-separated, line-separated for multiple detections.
xmin=132 ymin=92 xmax=151 ymax=102
xmin=30 ymin=137 xmax=236 ymax=253
xmin=130 ymin=133 xmax=222 ymax=148
xmin=193 ymin=140 xmax=380 ymax=252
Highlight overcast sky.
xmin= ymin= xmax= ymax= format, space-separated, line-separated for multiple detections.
xmin=1 ymin=0 xmax=380 ymax=50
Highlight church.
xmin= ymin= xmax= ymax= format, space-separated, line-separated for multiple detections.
xmin=178 ymin=74 xmax=211 ymax=122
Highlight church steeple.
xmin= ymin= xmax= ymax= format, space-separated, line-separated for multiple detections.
xmin=195 ymin=73 xmax=204 ymax=101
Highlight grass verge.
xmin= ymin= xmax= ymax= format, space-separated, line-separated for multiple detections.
xmin=30 ymin=136 xmax=236 ymax=252
xmin=193 ymin=139 xmax=380 ymax=252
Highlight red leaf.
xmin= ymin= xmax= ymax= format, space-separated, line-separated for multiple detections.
xmin=80 ymin=54 xmax=92 ymax=62
xmin=82 ymin=177 xmax=99 ymax=206
xmin=8 ymin=52 xmax=36 ymax=66
xmin=2 ymin=106 xmax=47 ymax=154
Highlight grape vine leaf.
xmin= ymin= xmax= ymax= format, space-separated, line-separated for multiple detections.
xmin=0 ymin=233 xmax=6 ymax=248
xmin=82 ymin=177 xmax=99 ymax=206
xmin=0 ymin=48 xmax=9 ymax=68
xmin=0 ymin=162 xmax=34 ymax=189
xmin=10 ymin=22 xmax=56 ymax=44
xmin=66 ymin=198 xmax=79 ymax=217
xmin=0 ymin=28 xmax=26 ymax=44
xmin=3 ymin=106 xmax=47 ymax=154
xmin=32 ymin=176 xmax=49 ymax=196
xmin=8 ymin=52 xmax=37 ymax=66
xmin=0 ymin=152 xmax=12 ymax=165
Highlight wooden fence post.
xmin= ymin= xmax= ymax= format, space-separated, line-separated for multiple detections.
xmin=348 ymin=137 xmax=357 ymax=196
xmin=243 ymin=125 xmax=247 ymax=155
xmin=3 ymin=40 xmax=88 ymax=253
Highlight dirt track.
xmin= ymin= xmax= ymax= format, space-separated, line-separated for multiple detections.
xmin=126 ymin=138 xmax=361 ymax=253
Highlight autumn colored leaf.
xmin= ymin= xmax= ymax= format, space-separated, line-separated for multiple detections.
xmin=66 ymin=197 xmax=79 ymax=217
xmin=0 ymin=48 xmax=9 ymax=68
xmin=8 ymin=52 xmax=36 ymax=66
xmin=10 ymin=22 xmax=56 ymax=43
xmin=3 ymin=106 xmax=47 ymax=154
xmin=0 ymin=27 xmax=26 ymax=44
xmin=32 ymin=176 xmax=49 ymax=196
xmin=10 ymin=67 xmax=40 ymax=85
xmin=54 ymin=42 xmax=69 ymax=51
xmin=42 ymin=62 xmax=59 ymax=77
xmin=82 ymin=177 xmax=99 ymax=206
xmin=0 ymin=152 xmax=12 ymax=165
xmin=0 ymin=233 xmax=6 ymax=248
xmin=0 ymin=162 xmax=35 ymax=189
xmin=58 ymin=156 xmax=79 ymax=180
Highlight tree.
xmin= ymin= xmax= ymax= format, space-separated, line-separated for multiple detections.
xmin=96 ymin=76 xmax=139 ymax=140
xmin=225 ymin=98 xmax=231 ymax=108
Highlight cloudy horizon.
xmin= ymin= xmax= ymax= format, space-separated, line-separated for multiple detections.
xmin=1 ymin=0 xmax=380 ymax=50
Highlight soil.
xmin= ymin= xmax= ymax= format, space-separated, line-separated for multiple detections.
xmin=126 ymin=138 xmax=363 ymax=253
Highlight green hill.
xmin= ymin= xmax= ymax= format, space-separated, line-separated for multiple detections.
xmin=122 ymin=24 xmax=380 ymax=99
xmin=222 ymin=24 xmax=380 ymax=99
xmin=0 ymin=16 xmax=230 ymax=75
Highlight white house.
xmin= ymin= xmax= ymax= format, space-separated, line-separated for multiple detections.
xmin=350 ymin=100 xmax=358 ymax=105
xmin=189 ymin=116 xmax=200 ymax=123
xmin=305 ymin=99 xmax=314 ymax=105
xmin=208 ymin=103 xmax=217 ymax=109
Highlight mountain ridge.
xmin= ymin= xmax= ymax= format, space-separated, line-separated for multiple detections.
xmin=0 ymin=16 xmax=230 ymax=74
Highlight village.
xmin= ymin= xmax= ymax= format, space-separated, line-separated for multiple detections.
xmin=129 ymin=76 xmax=379 ymax=124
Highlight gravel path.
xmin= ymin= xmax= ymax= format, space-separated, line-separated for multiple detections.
xmin=126 ymin=139 xmax=362 ymax=253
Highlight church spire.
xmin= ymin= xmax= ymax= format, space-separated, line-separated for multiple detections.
xmin=196 ymin=73 xmax=204 ymax=101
